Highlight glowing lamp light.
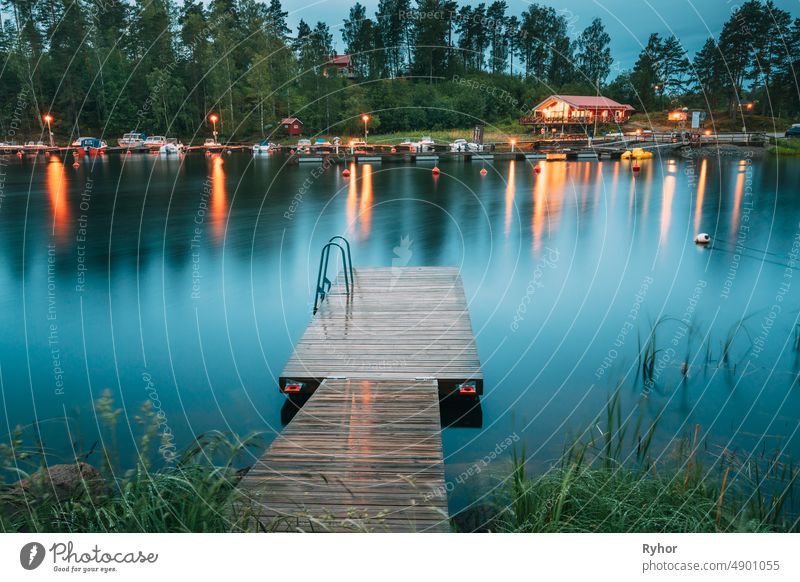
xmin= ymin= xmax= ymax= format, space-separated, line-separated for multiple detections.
xmin=43 ymin=114 xmax=53 ymax=123
xmin=361 ymin=114 xmax=369 ymax=123
xmin=209 ymin=114 xmax=219 ymax=123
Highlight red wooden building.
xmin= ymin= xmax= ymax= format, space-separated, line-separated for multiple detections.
xmin=521 ymin=95 xmax=635 ymax=132
xmin=280 ymin=117 xmax=303 ymax=136
xmin=323 ymin=55 xmax=355 ymax=78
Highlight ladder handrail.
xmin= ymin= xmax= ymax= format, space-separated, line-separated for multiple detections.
xmin=313 ymin=239 xmax=353 ymax=314
xmin=328 ymin=236 xmax=354 ymax=286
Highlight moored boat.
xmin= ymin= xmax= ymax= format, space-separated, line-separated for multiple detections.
xmin=143 ymin=135 xmax=167 ymax=150
xmin=119 ymin=131 xmax=147 ymax=148
xmin=252 ymin=139 xmax=278 ymax=154
xmin=158 ymin=138 xmax=186 ymax=155
xmin=75 ymin=137 xmax=108 ymax=155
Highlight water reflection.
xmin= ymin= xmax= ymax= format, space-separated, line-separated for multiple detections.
xmin=660 ymin=175 xmax=675 ymax=244
xmin=694 ymin=159 xmax=708 ymax=233
xmin=731 ymin=161 xmax=747 ymax=234
xmin=505 ymin=161 xmax=515 ymax=237
xmin=210 ymin=154 xmax=227 ymax=243
xmin=532 ymin=167 xmax=546 ymax=253
xmin=359 ymin=164 xmax=373 ymax=238
xmin=46 ymin=156 xmax=69 ymax=244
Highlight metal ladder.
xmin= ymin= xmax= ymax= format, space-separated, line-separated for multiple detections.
xmin=313 ymin=236 xmax=354 ymax=313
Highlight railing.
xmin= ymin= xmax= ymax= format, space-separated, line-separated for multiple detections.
xmin=520 ymin=114 xmax=629 ymax=125
xmin=313 ymin=236 xmax=354 ymax=314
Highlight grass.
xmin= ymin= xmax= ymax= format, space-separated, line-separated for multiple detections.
xmin=769 ymin=137 xmax=800 ymax=156
xmin=0 ymin=392 xmax=264 ymax=533
xmin=489 ymin=392 xmax=799 ymax=533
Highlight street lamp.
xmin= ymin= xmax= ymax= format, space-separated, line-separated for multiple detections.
xmin=510 ymin=138 xmax=516 ymax=153
xmin=209 ymin=113 xmax=219 ymax=144
xmin=43 ymin=114 xmax=54 ymax=147
xmin=362 ymin=114 xmax=369 ymax=142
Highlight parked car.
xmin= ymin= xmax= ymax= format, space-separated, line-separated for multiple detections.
xmin=785 ymin=124 xmax=800 ymax=137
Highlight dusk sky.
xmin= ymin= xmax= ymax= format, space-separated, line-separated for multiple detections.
xmin=280 ymin=0 xmax=800 ymax=71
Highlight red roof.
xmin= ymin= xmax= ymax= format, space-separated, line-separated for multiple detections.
xmin=280 ymin=117 xmax=302 ymax=125
xmin=329 ymin=55 xmax=351 ymax=66
xmin=537 ymin=95 xmax=635 ymax=111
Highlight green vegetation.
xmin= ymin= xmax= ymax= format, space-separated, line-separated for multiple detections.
xmin=492 ymin=393 xmax=799 ymax=533
xmin=0 ymin=391 xmax=263 ymax=533
xmin=770 ymin=138 xmax=800 ymax=156
xmin=0 ymin=1 xmax=797 ymax=143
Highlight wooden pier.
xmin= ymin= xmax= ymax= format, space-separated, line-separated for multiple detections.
xmin=238 ymin=266 xmax=482 ymax=532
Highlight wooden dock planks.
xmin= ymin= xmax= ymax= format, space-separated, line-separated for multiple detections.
xmin=238 ymin=378 xmax=450 ymax=532
xmin=280 ymin=267 xmax=483 ymax=393
xmin=239 ymin=266 xmax=482 ymax=532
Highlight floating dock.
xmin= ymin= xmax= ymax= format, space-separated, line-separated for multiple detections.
xmin=238 ymin=266 xmax=482 ymax=532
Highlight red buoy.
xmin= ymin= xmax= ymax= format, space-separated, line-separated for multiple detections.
xmin=480 ymin=168 xmax=488 ymax=176
xmin=16 ymin=151 xmax=23 ymax=158
xmin=534 ymin=165 xmax=541 ymax=174
xmin=72 ymin=162 xmax=80 ymax=168
xmin=342 ymin=168 xmax=351 ymax=177
xmin=632 ymin=163 xmax=641 ymax=172
xmin=391 ymin=147 xmax=397 ymax=153
xmin=432 ymin=166 xmax=440 ymax=175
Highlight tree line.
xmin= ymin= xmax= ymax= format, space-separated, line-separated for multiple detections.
xmin=0 ymin=0 xmax=798 ymax=141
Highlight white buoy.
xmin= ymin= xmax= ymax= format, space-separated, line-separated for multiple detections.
xmin=694 ymin=233 xmax=711 ymax=245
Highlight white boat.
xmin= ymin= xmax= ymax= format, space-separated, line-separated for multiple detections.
xmin=253 ymin=140 xmax=278 ymax=154
xmin=158 ymin=139 xmax=185 ymax=155
xmin=119 ymin=132 xmax=147 ymax=148
xmin=417 ymin=136 xmax=436 ymax=152
xmin=449 ymin=138 xmax=483 ymax=152
xmin=398 ymin=139 xmax=417 ymax=151
xmin=143 ymin=135 xmax=167 ymax=150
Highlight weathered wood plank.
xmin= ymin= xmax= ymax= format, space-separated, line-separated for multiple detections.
xmin=280 ymin=267 xmax=483 ymax=389
xmin=238 ymin=378 xmax=450 ymax=532
xmin=239 ymin=267 xmax=483 ymax=532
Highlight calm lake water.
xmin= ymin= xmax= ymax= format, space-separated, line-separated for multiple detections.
xmin=1 ymin=151 xmax=799 ymax=511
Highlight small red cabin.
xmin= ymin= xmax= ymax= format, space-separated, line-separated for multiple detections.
xmin=281 ymin=117 xmax=303 ymax=136
xmin=324 ymin=55 xmax=355 ymax=78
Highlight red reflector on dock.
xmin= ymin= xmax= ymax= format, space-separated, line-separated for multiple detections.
xmin=458 ymin=382 xmax=477 ymax=395
xmin=284 ymin=382 xmax=303 ymax=393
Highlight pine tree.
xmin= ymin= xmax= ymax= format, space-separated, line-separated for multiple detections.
xmin=574 ymin=18 xmax=612 ymax=87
